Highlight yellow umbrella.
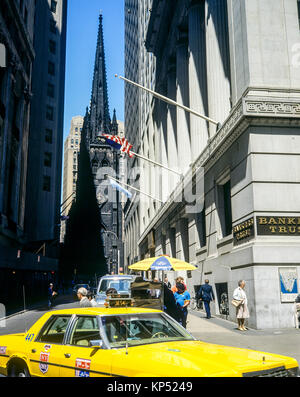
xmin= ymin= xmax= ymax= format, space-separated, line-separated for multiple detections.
xmin=128 ymin=255 xmax=197 ymax=271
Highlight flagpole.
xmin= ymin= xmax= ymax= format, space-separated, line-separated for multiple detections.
xmin=115 ymin=74 xmax=219 ymax=127
xmin=106 ymin=175 xmax=164 ymax=204
xmin=130 ymin=150 xmax=182 ymax=177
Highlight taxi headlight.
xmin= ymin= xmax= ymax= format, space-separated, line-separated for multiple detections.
xmin=287 ymin=367 xmax=300 ymax=377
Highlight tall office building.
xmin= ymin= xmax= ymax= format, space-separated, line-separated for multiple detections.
xmin=0 ymin=0 xmax=67 ymax=308
xmin=124 ymin=0 xmax=300 ymax=329
xmin=25 ymin=0 xmax=67 ymax=251
xmin=124 ymin=0 xmax=156 ymax=267
xmin=60 ymin=115 xmax=84 ymax=242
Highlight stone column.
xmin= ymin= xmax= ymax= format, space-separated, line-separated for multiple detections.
xmin=205 ymin=0 xmax=231 ymax=138
xmin=188 ymin=0 xmax=209 ymax=160
xmin=167 ymin=64 xmax=178 ymax=193
xmin=176 ymin=33 xmax=191 ymax=174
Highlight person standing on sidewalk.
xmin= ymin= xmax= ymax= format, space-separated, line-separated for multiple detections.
xmin=233 ymin=280 xmax=249 ymax=331
xmin=171 ymin=277 xmax=187 ymax=293
xmin=198 ymin=280 xmax=215 ymax=319
xmin=174 ymin=283 xmax=191 ymax=328
xmin=48 ymin=283 xmax=57 ymax=309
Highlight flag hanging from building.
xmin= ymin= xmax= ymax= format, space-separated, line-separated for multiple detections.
xmin=101 ymin=134 xmax=134 ymax=158
xmin=109 ymin=178 xmax=133 ymax=199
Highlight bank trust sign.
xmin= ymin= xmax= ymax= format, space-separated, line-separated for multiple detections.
xmin=233 ymin=216 xmax=300 ymax=246
xmin=256 ymin=217 xmax=300 ymax=235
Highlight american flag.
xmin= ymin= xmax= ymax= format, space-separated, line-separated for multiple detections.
xmin=101 ymin=134 xmax=134 ymax=158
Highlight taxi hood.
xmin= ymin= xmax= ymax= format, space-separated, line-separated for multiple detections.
xmin=112 ymin=340 xmax=297 ymax=377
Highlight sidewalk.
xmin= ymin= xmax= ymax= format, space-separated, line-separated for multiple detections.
xmin=2 ymin=292 xmax=74 ymax=320
xmin=187 ymin=310 xmax=300 ymax=365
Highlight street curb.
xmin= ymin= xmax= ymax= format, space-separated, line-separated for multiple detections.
xmin=189 ymin=310 xmax=256 ymax=331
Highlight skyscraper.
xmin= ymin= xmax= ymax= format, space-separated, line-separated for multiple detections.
xmin=25 ymin=0 xmax=67 ymax=249
xmin=0 ymin=0 xmax=67 ymax=308
xmin=60 ymin=115 xmax=84 ymax=242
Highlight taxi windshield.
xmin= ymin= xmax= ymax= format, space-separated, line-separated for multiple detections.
xmin=98 ymin=279 xmax=131 ymax=294
xmin=100 ymin=313 xmax=194 ymax=348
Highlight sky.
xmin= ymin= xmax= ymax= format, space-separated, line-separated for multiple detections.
xmin=63 ymin=0 xmax=125 ymax=140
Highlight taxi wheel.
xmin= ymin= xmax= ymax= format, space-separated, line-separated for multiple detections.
xmin=9 ymin=363 xmax=30 ymax=377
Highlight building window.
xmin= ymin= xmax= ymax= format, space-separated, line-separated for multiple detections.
xmin=48 ymin=61 xmax=55 ymax=76
xmin=49 ymin=40 xmax=56 ymax=54
xmin=51 ymin=0 xmax=57 ymax=13
xmin=45 ymin=128 xmax=53 ymax=144
xmin=46 ymin=105 xmax=54 ymax=121
xmin=47 ymin=83 xmax=55 ymax=98
xmin=50 ymin=19 xmax=56 ymax=33
xmin=73 ymin=165 xmax=77 ymax=171
xmin=196 ymin=207 xmax=207 ymax=247
xmin=43 ymin=176 xmax=51 ymax=192
xmin=75 ymin=140 xmax=78 ymax=145
xmin=24 ymin=7 xmax=28 ymax=26
xmin=44 ymin=152 xmax=52 ymax=167
xmin=75 ymin=127 xmax=78 ymax=132
xmin=217 ymin=179 xmax=232 ymax=238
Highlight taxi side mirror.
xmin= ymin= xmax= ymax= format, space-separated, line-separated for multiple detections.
xmin=90 ymin=339 xmax=103 ymax=348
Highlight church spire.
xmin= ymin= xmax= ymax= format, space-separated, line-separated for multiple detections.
xmin=111 ymin=108 xmax=118 ymax=134
xmin=89 ymin=14 xmax=111 ymax=142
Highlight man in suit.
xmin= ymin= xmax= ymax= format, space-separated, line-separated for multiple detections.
xmin=198 ymin=280 xmax=215 ymax=319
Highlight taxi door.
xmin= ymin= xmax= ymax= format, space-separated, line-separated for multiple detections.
xmin=26 ymin=315 xmax=72 ymax=377
xmin=60 ymin=315 xmax=113 ymax=377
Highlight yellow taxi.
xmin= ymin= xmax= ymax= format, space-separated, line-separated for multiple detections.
xmin=0 ymin=306 xmax=298 ymax=377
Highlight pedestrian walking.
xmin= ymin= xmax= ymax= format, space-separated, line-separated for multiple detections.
xmin=87 ymin=291 xmax=98 ymax=307
xmin=174 ymin=283 xmax=191 ymax=328
xmin=171 ymin=277 xmax=187 ymax=293
xmin=77 ymin=287 xmax=92 ymax=307
xmin=232 ymin=280 xmax=249 ymax=331
xmin=198 ymin=280 xmax=215 ymax=319
xmin=48 ymin=283 xmax=57 ymax=309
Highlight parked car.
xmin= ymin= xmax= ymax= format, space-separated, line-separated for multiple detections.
xmin=95 ymin=275 xmax=136 ymax=306
xmin=72 ymin=284 xmax=90 ymax=299
xmin=0 ymin=306 xmax=299 ymax=377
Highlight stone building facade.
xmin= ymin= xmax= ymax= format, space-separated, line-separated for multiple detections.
xmin=124 ymin=0 xmax=300 ymax=329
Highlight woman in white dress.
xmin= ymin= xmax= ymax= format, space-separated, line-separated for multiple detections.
xmin=233 ymin=280 xmax=249 ymax=331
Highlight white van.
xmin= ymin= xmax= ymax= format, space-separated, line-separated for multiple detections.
xmin=95 ymin=274 xmax=136 ymax=306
